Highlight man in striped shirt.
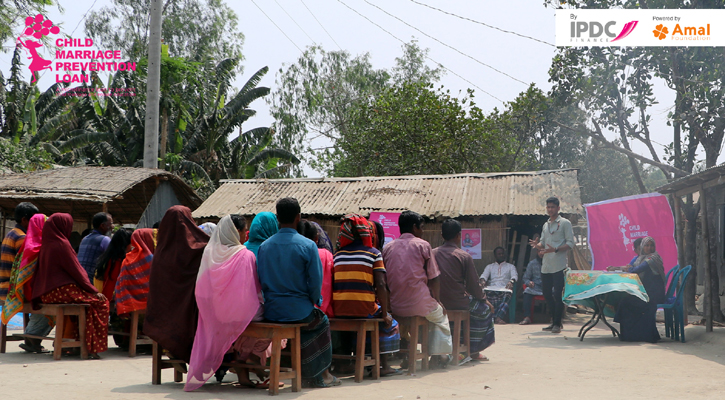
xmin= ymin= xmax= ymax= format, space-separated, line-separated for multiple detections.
xmin=333 ymin=214 xmax=400 ymax=376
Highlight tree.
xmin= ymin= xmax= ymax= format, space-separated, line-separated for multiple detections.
xmin=331 ymin=81 xmax=518 ymax=177
xmin=391 ymin=39 xmax=444 ymax=85
xmin=84 ymin=0 xmax=244 ymax=63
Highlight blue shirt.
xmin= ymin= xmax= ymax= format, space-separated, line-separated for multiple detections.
xmin=522 ymin=258 xmax=543 ymax=296
xmin=257 ymin=228 xmax=323 ymax=322
xmin=77 ymin=230 xmax=111 ymax=280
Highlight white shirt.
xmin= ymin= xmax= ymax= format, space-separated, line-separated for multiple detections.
xmin=540 ymin=215 xmax=575 ymax=274
xmin=480 ymin=261 xmax=518 ymax=289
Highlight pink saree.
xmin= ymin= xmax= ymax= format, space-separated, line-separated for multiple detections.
xmin=184 ymin=215 xmax=261 ymax=391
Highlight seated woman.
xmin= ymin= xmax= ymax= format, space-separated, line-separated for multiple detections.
xmin=94 ymin=229 xmax=132 ymax=302
xmin=608 ymin=236 xmax=666 ymax=343
xmin=145 ymin=206 xmax=209 ymax=364
xmin=243 ymin=212 xmax=278 ymax=257
xmin=185 ymin=215 xmax=276 ymax=391
xmin=2 ymin=213 xmax=51 ymax=353
xmin=115 ymin=228 xmax=156 ymax=316
xmin=31 ymin=213 xmax=110 ymax=359
xmin=300 ymin=220 xmax=334 ymax=318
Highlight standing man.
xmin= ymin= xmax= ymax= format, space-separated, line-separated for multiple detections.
xmin=383 ymin=211 xmax=451 ymax=368
xmin=77 ymin=212 xmax=113 ymax=280
xmin=433 ymin=219 xmax=495 ymax=363
xmin=256 ymin=198 xmax=339 ymax=388
xmin=529 ymin=196 xmax=575 ymax=334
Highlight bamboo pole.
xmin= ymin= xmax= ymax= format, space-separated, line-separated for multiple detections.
xmin=699 ymin=185 xmax=713 ymax=333
xmin=673 ymin=195 xmax=686 ymax=271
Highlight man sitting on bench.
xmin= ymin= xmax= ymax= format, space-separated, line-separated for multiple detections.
xmin=332 ymin=214 xmax=401 ymax=376
xmin=257 ymin=197 xmax=340 ymax=388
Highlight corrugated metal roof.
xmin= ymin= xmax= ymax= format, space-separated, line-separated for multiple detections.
xmin=193 ymin=169 xmax=582 ymax=219
xmin=656 ymin=163 xmax=725 ymax=196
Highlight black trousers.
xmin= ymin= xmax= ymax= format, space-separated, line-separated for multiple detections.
xmin=542 ymin=270 xmax=565 ymax=326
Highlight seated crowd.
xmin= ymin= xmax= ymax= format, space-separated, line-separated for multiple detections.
xmin=8 ymin=196 xmax=608 ymax=390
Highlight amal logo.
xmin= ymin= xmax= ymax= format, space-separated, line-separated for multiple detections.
xmin=17 ymin=14 xmax=137 ymax=94
xmin=652 ymin=22 xmax=711 ymax=41
xmin=569 ymin=14 xmax=638 ymax=43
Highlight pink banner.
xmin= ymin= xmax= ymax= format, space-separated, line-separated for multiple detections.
xmin=585 ymin=193 xmax=677 ymax=274
xmin=369 ymin=212 xmax=401 ymax=248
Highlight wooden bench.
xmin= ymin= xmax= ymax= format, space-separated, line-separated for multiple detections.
xmin=329 ymin=318 xmax=381 ymax=382
xmin=393 ymin=315 xmax=429 ymax=374
xmin=109 ymin=309 xmax=153 ymax=357
xmin=0 ymin=302 xmax=88 ymax=360
xmin=152 ymin=321 xmax=305 ymax=396
xmin=446 ymin=310 xmax=470 ymax=365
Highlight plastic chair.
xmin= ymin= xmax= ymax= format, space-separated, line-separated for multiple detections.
xmin=659 ymin=265 xmax=680 ymax=338
xmin=522 ymin=283 xmax=546 ymax=320
xmin=657 ymin=265 xmax=692 ymax=342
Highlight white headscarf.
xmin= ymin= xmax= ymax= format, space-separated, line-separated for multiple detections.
xmin=197 ymin=216 xmax=241 ymax=279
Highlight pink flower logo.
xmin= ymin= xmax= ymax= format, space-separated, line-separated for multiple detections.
xmin=17 ymin=14 xmax=61 ymax=83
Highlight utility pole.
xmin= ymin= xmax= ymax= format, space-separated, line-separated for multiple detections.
xmin=143 ymin=0 xmax=162 ymax=169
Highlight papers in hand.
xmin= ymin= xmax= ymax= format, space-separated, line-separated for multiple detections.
xmin=484 ymin=287 xmax=513 ymax=293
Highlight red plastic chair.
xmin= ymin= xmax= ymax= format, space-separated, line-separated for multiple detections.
xmin=523 ymin=284 xmax=546 ymax=320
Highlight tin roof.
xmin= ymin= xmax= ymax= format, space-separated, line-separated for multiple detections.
xmin=656 ymin=163 xmax=725 ymax=196
xmin=0 ymin=167 xmax=202 ymax=225
xmin=192 ymin=169 xmax=582 ymax=219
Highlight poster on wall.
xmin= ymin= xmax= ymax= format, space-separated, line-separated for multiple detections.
xmin=461 ymin=229 xmax=482 ymax=259
xmin=585 ymin=193 xmax=677 ymax=275
xmin=369 ymin=212 xmax=401 ymax=247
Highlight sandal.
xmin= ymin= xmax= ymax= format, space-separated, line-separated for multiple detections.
xmin=303 ymin=376 xmax=342 ymax=388
xmin=471 ymin=354 xmax=489 ymax=362
xmin=380 ymin=368 xmax=403 ymax=377
xmin=88 ymin=353 xmax=101 ymax=360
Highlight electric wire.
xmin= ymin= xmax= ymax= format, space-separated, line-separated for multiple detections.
xmin=363 ymin=0 xmax=528 ymax=86
xmin=274 ymin=0 xmax=317 ymax=45
xmin=334 ymin=0 xmax=503 ymax=102
xmin=250 ymin=0 xmax=303 ymax=52
xmin=408 ymin=0 xmax=555 ymax=47
xmin=299 ymin=0 xmax=342 ymax=50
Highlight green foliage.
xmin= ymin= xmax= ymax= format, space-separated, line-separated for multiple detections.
xmin=0 ymin=137 xmax=53 ymax=173
xmin=84 ymin=0 xmax=244 ymax=65
xmin=332 ymin=82 xmax=518 ymax=177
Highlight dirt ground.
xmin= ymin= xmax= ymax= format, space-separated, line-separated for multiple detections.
xmin=2 ymin=313 xmax=725 ymax=400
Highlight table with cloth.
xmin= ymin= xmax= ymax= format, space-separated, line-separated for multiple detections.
xmin=563 ymin=270 xmax=649 ymax=341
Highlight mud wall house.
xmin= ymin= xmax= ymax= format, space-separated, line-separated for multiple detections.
xmin=192 ymin=169 xmax=583 ymax=277
xmin=0 ymin=167 xmax=203 ymax=238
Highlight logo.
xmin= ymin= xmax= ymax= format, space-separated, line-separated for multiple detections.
xmin=17 ymin=14 xmax=60 ymax=83
xmin=611 ymin=21 xmax=638 ymax=41
xmin=16 ymin=14 xmax=138 ymax=96
xmin=568 ymin=15 xmax=637 ymax=43
xmin=618 ymin=213 xmax=648 ymax=250
xmin=653 ymin=22 xmax=712 ymax=42
xmin=653 ymin=24 xmax=669 ymax=40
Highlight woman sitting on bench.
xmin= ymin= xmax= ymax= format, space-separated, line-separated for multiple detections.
xmin=32 ymin=213 xmax=110 ymax=359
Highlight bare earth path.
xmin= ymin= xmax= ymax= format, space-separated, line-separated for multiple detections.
xmin=2 ymin=314 xmax=724 ymax=400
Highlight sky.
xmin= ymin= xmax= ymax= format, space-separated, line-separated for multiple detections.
xmin=0 ymin=0 xmax=707 ymax=177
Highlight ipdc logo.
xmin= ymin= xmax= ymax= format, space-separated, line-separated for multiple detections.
xmin=569 ymin=14 xmax=638 ymax=43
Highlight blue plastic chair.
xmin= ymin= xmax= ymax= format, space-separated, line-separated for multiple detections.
xmin=659 ymin=265 xmax=681 ymax=338
xmin=657 ymin=265 xmax=692 ymax=342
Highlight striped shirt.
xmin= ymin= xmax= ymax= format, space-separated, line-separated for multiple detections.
xmin=0 ymin=225 xmax=26 ymax=301
xmin=333 ymin=242 xmax=385 ymax=317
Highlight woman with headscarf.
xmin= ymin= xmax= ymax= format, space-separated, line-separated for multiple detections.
xmin=243 ymin=212 xmax=278 ymax=257
xmin=185 ymin=214 xmax=270 ymax=391
xmin=3 ymin=214 xmax=50 ymax=353
xmin=301 ymin=220 xmax=334 ymax=318
xmin=612 ymin=236 xmax=666 ymax=343
xmin=32 ymin=213 xmax=110 ymax=359
xmin=94 ymin=229 xmax=132 ymax=300
xmin=115 ymin=228 xmax=156 ymax=317
xmin=144 ymin=206 xmax=209 ymax=363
